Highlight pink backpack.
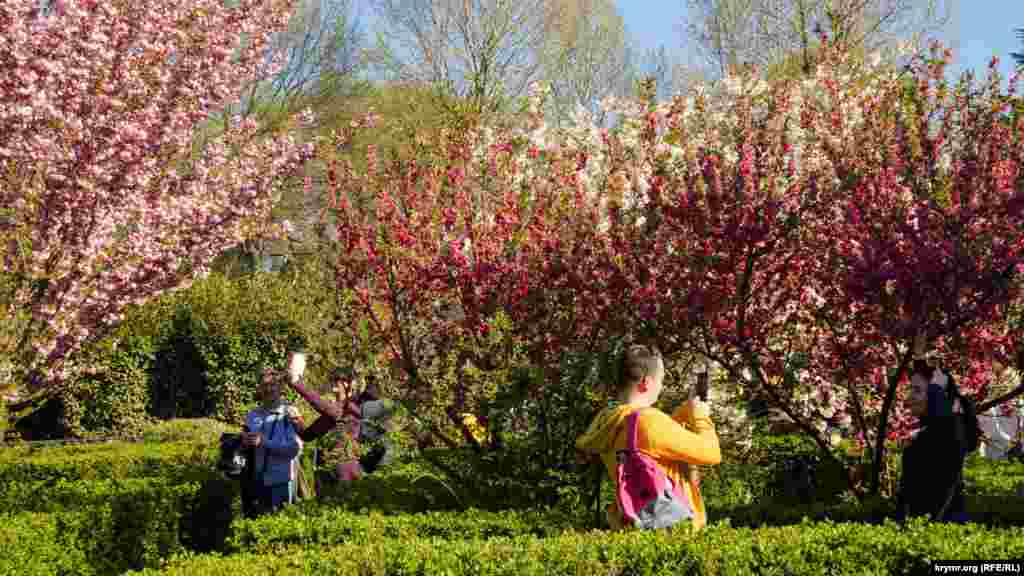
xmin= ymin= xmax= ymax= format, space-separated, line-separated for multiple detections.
xmin=615 ymin=409 xmax=693 ymax=529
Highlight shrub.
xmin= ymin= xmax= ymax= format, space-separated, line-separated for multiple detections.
xmin=0 ymin=479 xmax=201 ymax=576
xmin=14 ymin=259 xmax=357 ymax=438
xmin=0 ymin=512 xmax=93 ymax=576
xmin=130 ymin=519 xmax=1024 ymax=575
xmin=59 ymin=334 xmax=158 ymax=438
xmin=140 ymin=262 xmax=367 ymax=425
xmin=226 ymin=506 xmax=577 ymax=553
xmin=963 ymin=454 xmax=1024 ymax=496
xmin=315 ymin=460 xmax=468 ymax=513
xmin=138 ymin=418 xmax=234 ymax=444
xmin=0 ymin=440 xmax=214 ymax=484
xmin=0 ymin=475 xmax=239 ymax=574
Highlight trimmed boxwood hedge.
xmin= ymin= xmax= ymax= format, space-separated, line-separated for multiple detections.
xmin=225 ymin=506 xmax=578 ymax=552
xmin=0 ymin=479 xmax=206 ymax=575
xmin=129 ymin=519 xmax=1024 ymax=576
xmin=0 ymin=513 xmax=91 ymax=576
xmin=0 ymin=440 xmax=214 ymax=484
xmin=5 ymin=438 xmax=1024 ymax=575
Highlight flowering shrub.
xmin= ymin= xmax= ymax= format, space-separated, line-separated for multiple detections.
xmin=318 ymin=37 xmax=1024 ymax=497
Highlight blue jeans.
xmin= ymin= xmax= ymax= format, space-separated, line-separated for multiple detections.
xmin=242 ymin=482 xmax=292 ymax=518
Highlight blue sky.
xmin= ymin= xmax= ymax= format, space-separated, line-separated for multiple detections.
xmin=619 ymin=0 xmax=1024 ymax=85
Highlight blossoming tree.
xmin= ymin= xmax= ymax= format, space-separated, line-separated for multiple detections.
xmin=0 ymin=0 xmax=309 ymax=397
xmin=322 ymin=38 xmax=1024 ymax=496
xmin=811 ymin=48 xmax=1024 ymax=491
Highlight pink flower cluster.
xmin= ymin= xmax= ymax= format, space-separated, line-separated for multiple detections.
xmin=0 ymin=0 xmax=307 ymax=393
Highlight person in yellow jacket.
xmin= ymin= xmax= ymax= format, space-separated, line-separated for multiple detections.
xmin=576 ymin=345 xmax=721 ymax=530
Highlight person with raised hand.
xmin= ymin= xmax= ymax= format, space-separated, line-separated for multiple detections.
xmin=576 ymin=345 xmax=721 ymax=531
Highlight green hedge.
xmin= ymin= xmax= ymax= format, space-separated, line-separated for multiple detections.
xmin=60 ymin=333 xmax=158 ymax=437
xmin=0 ymin=440 xmax=214 ymax=484
xmin=964 ymin=454 xmax=1024 ymax=496
xmin=226 ymin=506 xmax=577 ymax=553
xmin=0 ymin=513 xmax=92 ymax=576
xmin=0 ymin=477 xmax=238 ymax=575
xmin=0 ymin=439 xmax=235 ymax=574
xmin=0 ymin=487 xmax=197 ymax=576
xmin=0 ymin=476 xmax=200 ymax=515
xmin=130 ymin=519 xmax=1024 ymax=576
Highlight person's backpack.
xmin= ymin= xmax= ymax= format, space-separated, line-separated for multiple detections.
xmin=218 ymin=433 xmax=248 ymax=479
xmin=614 ymin=409 xmax=693 ymax=530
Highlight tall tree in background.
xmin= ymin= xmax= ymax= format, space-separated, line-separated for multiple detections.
xmin=540 ymin=0 xmax=630 ymax=125
xmin=623 ymin=45 xmax=680 ymax=104
xmin=684 ymin=0 xmax=951 ymax=78
xmin=228 ymin=0 xmax=368 ymax=132
xmin=225 ymin=0 xmax=370 ymax=271
xmin=368 ymin=0 xmax=559 ymax=115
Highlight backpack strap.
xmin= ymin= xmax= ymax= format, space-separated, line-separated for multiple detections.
xmin=626 ymin=409 xmax=642 ymax=452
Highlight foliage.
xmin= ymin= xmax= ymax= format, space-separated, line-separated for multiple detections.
xmin=0 ymin=0 xmax=313 ymax=400
xmin=57 ymin=334 xmax=158 ymax=437
xmin=0 ymin=513 xmax=94 ymax=576
xmin=137 ymin=418 xmax=234 ymax=444
xmin=0 ymin=439 xmax=215 ymax=485
xmin=317 ymin=37 xmax=1024 ymax=503
xmin=226 ymin=505 xmax=576 ymax=553
xmin=963 ymin=454 xmax=1024 ymax=496
xmin=10 ymin=255 xmax=361 ymax=435
xmin=131 ymin=519 xmax=1024 ymax=576
xmin=0 ymin=438 xmax=1023 ymax=575
xmin=0 ymin=482 xmax=205 ymax=575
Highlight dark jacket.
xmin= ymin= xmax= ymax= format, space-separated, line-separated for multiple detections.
xmin=896 ymin=386 xmax=968 ymax=523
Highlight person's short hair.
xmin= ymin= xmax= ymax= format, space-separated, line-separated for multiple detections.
xmin=618 ymin=345 xmax=664 ymax=391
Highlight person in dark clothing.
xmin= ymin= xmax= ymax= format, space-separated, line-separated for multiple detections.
xmin=285 ymin=360 xmax=392 ymax=482
xmin=896 ymin=361 xmax=969 ymax=523
xmin=353 ymin=376 xmax=395 ymax=474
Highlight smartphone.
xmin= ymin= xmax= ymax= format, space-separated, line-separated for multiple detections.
xmin=288 ymin=352 xmax=307 ymax=383
xmin=695 ymin=371 xmax=709 ymax=402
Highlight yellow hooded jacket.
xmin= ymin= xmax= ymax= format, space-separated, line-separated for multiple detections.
xmin=576 ymin=402 xmax=721 ymax=530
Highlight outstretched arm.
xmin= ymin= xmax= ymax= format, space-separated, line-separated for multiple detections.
xmin=289 ymin=378 xmax=342 ymax=420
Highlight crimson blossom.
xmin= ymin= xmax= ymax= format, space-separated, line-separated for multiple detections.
xmin=0 ymin=0 xmax=308 ymax=397
xmin=808 ymin=47 xmax=1024 ymax=493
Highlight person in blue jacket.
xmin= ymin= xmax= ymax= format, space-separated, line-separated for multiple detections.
xmin=240 ymin=368 xmax=303 ymax=517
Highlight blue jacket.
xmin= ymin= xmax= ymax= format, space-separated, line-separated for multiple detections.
xmin=245 ymin=404 xmax=302 ymax=487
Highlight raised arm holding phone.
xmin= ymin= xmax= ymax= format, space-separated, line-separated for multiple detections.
xmin=284 ymin=352 xmax=364 ymax=442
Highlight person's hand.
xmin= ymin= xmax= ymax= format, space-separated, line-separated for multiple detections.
xmin=242 ymin=432 xmax=263 ymax=447
xmin=287 ymin=407 xmax=305 ymax=429
xmin=687 ymin=397 xmax=710 ymax=415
